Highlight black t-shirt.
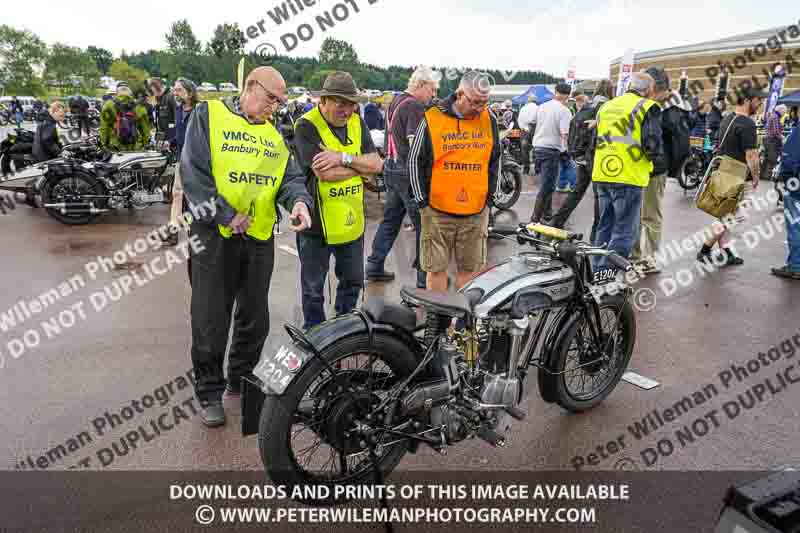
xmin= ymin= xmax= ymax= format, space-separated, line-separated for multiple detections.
xmin=717 ymin=113 xmax=757 ymax=165
xmin=294 ymin=113 xmax=376 ymax=236
xmin=387 ymin=93 xmax=426 ymax=164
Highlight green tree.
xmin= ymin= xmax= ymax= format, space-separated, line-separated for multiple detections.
xmin=209 ymin=23 xmax=246 ymax=57
xmin=44 ymin=43 xmax=101 ymax=94
xmin=165 ymin=19 xmax=202 ymax=55
xmin=306 ymin=69 xmax=337 ymax=90
xmin=318 ymin=37 xmax=358 ymax=68
xmin=0 ymin=25 xmax=47 ymax=95
xmin=109 ymin=60 xmax=149 ymax=89
xmin=86 ymin=46 xmax=113 ymax=74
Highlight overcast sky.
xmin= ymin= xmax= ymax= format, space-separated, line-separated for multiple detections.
xmin=10 ymin=0 xmax=799 ymax=80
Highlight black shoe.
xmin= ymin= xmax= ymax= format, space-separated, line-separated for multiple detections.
xmin=366 ymin=270 xmax=396 ymax=282
xmin=416 ymin=271 xmax=427 ymax=289
xmin=225 ymin=382 xmax=241 ymax=397
xmin=161 ymin=233 xmax=179 ymax=247
xmin=772 ymin=266 xmax=800 ymax=279
xmin=199 ymin=402 xmax=226 ymax=427
xmin=721 ymin=249 xmax=744 ymax=267
xmin=696 ymin=248 xmax=714 ymax=263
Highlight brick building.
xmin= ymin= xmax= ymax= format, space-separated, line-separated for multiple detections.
xmin=609 ymin=26 xmax=800 ymax=105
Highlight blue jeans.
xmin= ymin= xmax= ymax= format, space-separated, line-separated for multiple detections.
xmin=785 ymin=187 xmax=800 ymax=271
xmin=366 ymin=165 xmax=425 ymax=286
xmin=593 ymin=182 xmax=643 ymax=269
xmin=297 ymin=233 xmax=364 ymax=330
xmin=530 ymin=147 xmax=561 ymax=223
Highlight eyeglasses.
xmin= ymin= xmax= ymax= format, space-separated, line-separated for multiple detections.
xmin=248 ymin=79 xmax=286 ymax=106
xmin=461 ymin=91 xmax=489 ymax=110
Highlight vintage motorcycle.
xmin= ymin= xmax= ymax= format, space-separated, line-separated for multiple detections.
xmin=678 ymin=135 xmax=713 ymax=192
xmin=242 ymin=223 xmax=636 ymax=503
xmin=8 ymin=135 xmax=176 ymax=225
xmin=0 ymin=128 xmax=36 ymax=176
xmin=492 ymin=137 xmax=524 ymax=211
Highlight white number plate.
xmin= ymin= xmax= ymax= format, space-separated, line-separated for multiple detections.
xmin=253 ymin=345 xmax=305 ymax=394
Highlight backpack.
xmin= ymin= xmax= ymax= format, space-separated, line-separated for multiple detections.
xmin=114 ymin=99 xmax=138 ymax=145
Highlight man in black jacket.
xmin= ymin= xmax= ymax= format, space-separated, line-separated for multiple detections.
xmin=148 ymin=78 xmax=176 ymax=143
xmin=631 ymin=67 xmax=691 ymax=274
xmin=68 ymin=95 xmax=91 ymax=138
xmin=33 ymin=101 xmax=66 ymax=162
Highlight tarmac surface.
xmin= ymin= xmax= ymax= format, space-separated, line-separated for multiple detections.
xmin=1 ymin=124 xmax=799 ymax=480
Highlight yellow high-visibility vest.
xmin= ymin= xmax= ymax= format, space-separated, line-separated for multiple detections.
xmin=303 ymin=107 xmax=365 ymax=245
xmin=208 ymin=100 xmax=289 ymax=240
xmin=592 ymin=92 xmax=659 ymax=188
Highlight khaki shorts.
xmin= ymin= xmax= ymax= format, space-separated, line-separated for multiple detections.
xmin=420 ymin=207 xmax=488 ymax=273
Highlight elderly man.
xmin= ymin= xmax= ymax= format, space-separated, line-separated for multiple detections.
xmin=182 ymin=66 xmax=313 ymax=427
xmin=517 ymin=94 xmax=538 ymax=175
xmin=366 ymin=66 xmax=439 ymax=288
xmin=148 ymin=78 xmax=177 ymax=143
xmin=294 ymin=71 xmax=384 ymax=330
xmin=631 ymin=67 xmax=691 ymax=274
xmin=592 ymin=71 xmax=662 ymax=269
xmin=410 ymin=71 xmax=501 ymax=292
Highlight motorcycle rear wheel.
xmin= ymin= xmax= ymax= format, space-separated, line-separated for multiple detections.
xmin=258 ymin=332 xmax=418 ymax=504
xmin=678 ymin=154 xmax=704 ymax=190
xmin=543 ymin=294 xmax=635 ymax=413
xmin=41 ymin=170 xmax=108 ymax=225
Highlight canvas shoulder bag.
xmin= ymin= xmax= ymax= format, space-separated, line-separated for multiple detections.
xmin=695 ymin=115 xmax=747 ymax=218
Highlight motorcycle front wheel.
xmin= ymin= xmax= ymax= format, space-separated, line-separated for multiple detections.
xmin=542 ymin=294 xmax=635 ymax=413
xmin=258 ymin=332 xmax=418 ymax=504
xmin=678 ymin=153 xmax=704 ymax=190
xmin=493 ymin=165 xmax=522 ymax=210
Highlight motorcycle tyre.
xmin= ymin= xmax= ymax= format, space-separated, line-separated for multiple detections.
xmin=41 ymin=170 xmax=107 ymax=225
xmin=542 ymin=294 xmax=635 ymax=413
xmin=258 ymin=332 xmax=418 ymax=504
xmin=493 ymin=165 xmax=522 ymax=211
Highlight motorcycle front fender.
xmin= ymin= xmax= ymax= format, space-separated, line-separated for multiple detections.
xmin=241 ymin=313 xmax=423 ymax=436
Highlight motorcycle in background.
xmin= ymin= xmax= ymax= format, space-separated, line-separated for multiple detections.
xmin=493 ymin=136 xmax=523 ymax=211
xmin=678 ymin=135 xmax=713 ymax=193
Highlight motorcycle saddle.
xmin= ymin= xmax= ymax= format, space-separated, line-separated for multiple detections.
xmin=362 ymin=297 xmax=417 ymax=332
xmin=399 ymin=286 xmax=478 ymax=319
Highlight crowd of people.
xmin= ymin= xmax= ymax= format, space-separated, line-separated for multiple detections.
xmin=4 ymin=62 xmax=800 ymax=427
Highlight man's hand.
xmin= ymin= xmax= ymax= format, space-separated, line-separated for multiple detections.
xmin=312 ymin=149 xmax=343 ymax=174
xmin=585 ymin=119 xmax=597 ymax=129
xmin=229 ymin=213 xmax=253 ymax=234
xmin=289 ymin=201 xmax=311 ymax=232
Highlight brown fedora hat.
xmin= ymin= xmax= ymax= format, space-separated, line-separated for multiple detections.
xmin=319 ymin=71 xmax=365 ymax=103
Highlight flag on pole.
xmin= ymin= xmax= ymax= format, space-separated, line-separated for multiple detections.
xmin=237 ymin=57 xmax=246 ymax=93
xmin=566 ymin=57 xmax=577 ymax=89
xmin=764 ymin=64 xmax=785 ymax=123
xmin=616 ymin=49 xmax=635 ymax=97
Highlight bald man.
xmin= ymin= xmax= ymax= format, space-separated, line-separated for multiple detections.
xmin=182 ymin=66 xmax=313 ymax=427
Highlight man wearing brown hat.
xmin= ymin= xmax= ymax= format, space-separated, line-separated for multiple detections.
xmin=293 ymin=71 xmax=384 ymax=330
xmin=182 ymin=66 xmax=313 ymax=427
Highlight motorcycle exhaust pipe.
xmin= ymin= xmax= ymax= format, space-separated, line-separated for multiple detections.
xmin=399 ymin=379 xmax=451 ymax=416
xmin=43 ymin=202 xmax=109 ymax=214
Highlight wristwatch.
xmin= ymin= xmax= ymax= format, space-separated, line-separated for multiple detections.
xmin=341 ymin=152 xmax=354 ymax=168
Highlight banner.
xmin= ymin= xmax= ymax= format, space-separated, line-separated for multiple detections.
xmin=616 ymin=48 xmax=635 ymax=97
xmin=237 ymin=57 xmax=246 ymax=94
xmin=763 ymin=64 xmax=786 ymax=123
xmin=566 ymin=57 xmax=577 ymax=89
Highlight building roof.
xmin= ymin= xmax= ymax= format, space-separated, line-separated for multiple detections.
xmin=610 ymin=26 xmax=800 ymax=65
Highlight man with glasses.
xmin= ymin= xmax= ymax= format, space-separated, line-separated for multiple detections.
xmin=409 ymin=71 xmax=501 ymax=293
xmin=181 ymin=66 xmax=313 ymax=427
xmin=293 ymin=71 xmax=384 ymax=330
xmin=366 ymin=66 xmax=439 ymax=288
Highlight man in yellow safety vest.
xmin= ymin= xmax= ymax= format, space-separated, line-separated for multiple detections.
xmin=182 ymin=66 xmax=313 ymax=427
xmin=293 ymin=71 xmax=384 ymax=330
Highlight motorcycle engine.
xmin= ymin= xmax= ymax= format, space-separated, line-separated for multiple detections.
xmin=429 ymin=404 xmax=470 ymax=444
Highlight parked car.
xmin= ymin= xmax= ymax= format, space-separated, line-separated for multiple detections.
xmin=198 ymin=83 xmax=218 ymax=92
xmin=288 ymin=86 xmax=308 ymax=96
xmin=218 ymin=83 xmax=238 ymax=92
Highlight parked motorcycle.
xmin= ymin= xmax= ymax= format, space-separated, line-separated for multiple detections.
xmin=0 ymin=128 xmax=36 ymax=176
xmin=678 ymin=135 xmax=712 ymax=192
xmin=493 ymin=137 xmax=523 ymax=210
xmin=243 ymin=223 xmax=636 ymax=503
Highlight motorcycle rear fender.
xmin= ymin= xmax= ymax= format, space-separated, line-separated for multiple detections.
xmin=241 ymin=313 xmax=424 ymax=436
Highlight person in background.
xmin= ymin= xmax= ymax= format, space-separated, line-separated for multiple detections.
xmin=409 ymin=71 xmax=501 ymax=292
xmin=761 ymin=104 xmax=787 ymax=182
xmin=68 ymin=95 xmax=91 ymax=138
xmin=773 ymin=124 xmax=800 ymax=279
xmin=697 ymin=87 xmax=767 ymax=267
xmin=574 ymin=92 xmax=588 ymax=112
xmin=33 ymin=101 xmax=66 ymax=163
xmin=366 ymin=66 xmax=438 ymax=288
xmin=690 ymin=99 xmax=710 ymax=138
xmin=181 ymin=66 xmax=312 ymax=427
xmin=631 ymin=67 xmax=690 ymax=274
xmin=529 ymin=83 xmax=573 ymax=225
xmin=293 ymin=72 xmax=384 ymax=330
xmin=363 ymin=98 xmax=385 ymax=131
xmin=707 ymin=99 xmax=726 ymax=146
xmin=149 ymin=78 xmax=177 ymax=143
xmin=161 ymin=78 xmax=198 ymax=247
xmin=517 ymin=95 xmax=538 ymax=175
xmin=10 ymin=97 xmax=23 ymax=127
xmin=788 ymin=107 xmax=799 ymax=129
xmin=501 ymin=100 xmax=514 ymax=129
xmin=99 ymin=83 xmax=152 ymax=151
xmin=592 ymin=72 xmax=662 ymax=267
xmin=549 ymin=80 xmax=614 ymax=235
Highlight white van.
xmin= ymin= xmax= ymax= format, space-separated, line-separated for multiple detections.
xmin=218 ymin=83 xmax=238 ymax=92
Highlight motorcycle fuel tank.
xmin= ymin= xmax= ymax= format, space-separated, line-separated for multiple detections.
xmin=463 ymin=253 xmax=575 ymax=319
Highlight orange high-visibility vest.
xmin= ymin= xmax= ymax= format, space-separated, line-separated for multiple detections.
xmin=425 ymin=107 xmax=494 ymax=215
